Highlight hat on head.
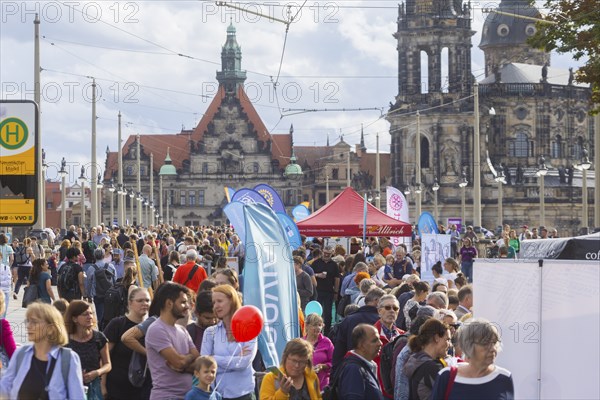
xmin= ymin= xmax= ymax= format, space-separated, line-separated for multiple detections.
xmin=123 ymin=256 xmax=135 ymax=263
xmin=522 ymin=225 xmax=528 ymax=229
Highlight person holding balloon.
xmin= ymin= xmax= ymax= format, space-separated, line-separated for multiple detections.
xmin=303 ymin=313 xmax=334 ymax=390
xmin=259 ymin=338 xmax=322 ymax=400
xmin=201 ymin=285 xmax=259 ymax=400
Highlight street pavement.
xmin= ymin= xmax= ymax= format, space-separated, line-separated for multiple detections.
xmin=5 ymin=286 xmax=60 ymax=345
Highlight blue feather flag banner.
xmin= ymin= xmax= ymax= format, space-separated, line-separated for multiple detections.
xmin=231 ymin=188 xmax=269 ymax=206
xmin=242 ymin=203 xmax=300 ymax=368
xmin=276 ymin=212 xmax=302 ymax=250
xmin=292 ymin=204 xmax=310 ymax=222
xmin=417 ymin=211 xmax=439 ymax=237
xmin=223 ymin=202 xmax=247 ymax=244
xmin=253 ymin=184 xmax=286 ymax=213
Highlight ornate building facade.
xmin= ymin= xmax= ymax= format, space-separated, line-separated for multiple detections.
xmin=103 ymin=24 xmax=390 ymax=226
xmin=388 ymin=0 xmax=595 ymax=235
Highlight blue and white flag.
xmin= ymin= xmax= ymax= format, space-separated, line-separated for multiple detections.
xmin=223 ymin=202 xmax=247 ymax=244
xmin=291 ymin=204 xmax=310 ymax=221
xmin=418 ymin=211 xmax=439 ymax=237
xmin=231 ymin=188 xmax=269 ymax=205
xmin=276 ymin=212 xmax=302 ymax=250
xmin=242 ymin=203 xmax=300 ymax=367
xmin=254 ymin=184 xmax=286 ymax=214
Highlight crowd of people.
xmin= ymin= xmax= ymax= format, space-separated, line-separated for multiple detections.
xmin=0 ymin=222 xmax=517 ymax=399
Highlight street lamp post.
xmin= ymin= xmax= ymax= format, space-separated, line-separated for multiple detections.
xmin=575 ymin=148 xmax=592 ymax=232
xmin=459 ymin=171 xmax=468 ymax=228
xmin=78 ymin=167 xmax=86 ymax=228
xmin=128 ymin=189 xmax=135 ymax=226
xmin=97 ymin=173 xmax=103 ymax=225
xmin=59 ymin=158 xmax=68 ymax=230
xmin=536 ymin=156 xmax=548 ymax=227
xmin=495 ymin=164 xmax=507 ymax=229
xmin=108 ymin=180 xmax=115 ymax=227
xmin=41 ymin=149 xmax=47 ymax=228
xmin=432 ymin=178 xmax=440 ymax=223
xmin=415 ymin=111 xmax=422 ymax=217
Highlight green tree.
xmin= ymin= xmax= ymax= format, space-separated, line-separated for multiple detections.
xmin=528 ymin=0 xmax=599 ymax=112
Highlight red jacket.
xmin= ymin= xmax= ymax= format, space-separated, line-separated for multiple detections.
xmin=374 ymin=320 xmax=404 ymax=399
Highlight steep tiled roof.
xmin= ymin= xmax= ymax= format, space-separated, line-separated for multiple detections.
xmin=295 ymin=146 xmax=333 ymax=169
xmin=104 ymin=86 xmax=293 ymax=179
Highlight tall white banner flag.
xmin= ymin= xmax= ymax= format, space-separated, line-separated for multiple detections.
xmin=386 ymin=186 xmax=410 ymax=247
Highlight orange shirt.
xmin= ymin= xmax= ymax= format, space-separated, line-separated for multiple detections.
xmin=172 ymin=261 xmax=207 ymax=292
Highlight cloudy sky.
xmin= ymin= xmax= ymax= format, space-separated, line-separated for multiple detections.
xmin=0 ymin=0 xmax=585 ymax=185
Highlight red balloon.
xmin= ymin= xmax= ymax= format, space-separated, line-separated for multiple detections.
xmin=231 ymin=305 xmax=264 ymax=342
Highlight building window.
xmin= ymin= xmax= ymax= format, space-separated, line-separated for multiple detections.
xmin=202 ymin=162 xmax=208 ymax=174
xmin=332 ymin=168 xmax=338 ymax=180
xmin=189 ymin=191 xmax=196 ymax=206
xmin=318 ymin=192 xmax=326 ymax=206
xmin=46 ymin=201 xmax=53 ymax=209
xmin=421 ymin=136 xmax=430 ymax=168
xmin=140 ymin=166 xmax=146 ymax=176
xmin=169 ymin=190 xmax=175 ymax=206
xmin=551 ymin=135 xmax=562 ymax=158
xmin=69 ymin=202 xmax=73 ymax=207
xmin=509 ymin=132 xmax=531 ymax=157
xmin=198 ymin=190 xmax=205 ymax=206
xmin=126 ymin=166 xmax=133 ymax=176
xmin=180 ymin=190 xmax=186 ymax=206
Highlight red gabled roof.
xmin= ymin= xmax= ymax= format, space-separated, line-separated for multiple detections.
xmin=297 ymin=187 xmax=412 ymax=237
xmin=104 ymin=85 xmax=293 ymax=180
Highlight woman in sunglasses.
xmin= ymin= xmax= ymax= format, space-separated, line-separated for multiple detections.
xmin=374 ymin=294 xmax=404 ymax=399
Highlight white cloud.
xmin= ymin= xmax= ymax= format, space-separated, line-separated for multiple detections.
xmin=0 ymin=0 xmax=587 ymax=175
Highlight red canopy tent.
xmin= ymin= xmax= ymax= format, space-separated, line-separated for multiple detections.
xmin=297 ymin=187 xmax=412 ymax=237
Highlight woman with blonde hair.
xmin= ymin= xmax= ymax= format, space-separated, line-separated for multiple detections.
xmin=201 ymin=284 xmax=257 ymax=400
xmin=0 ymin=303 xmax=86 ymax=398
xmin=260 ymin=338 xmax=322 ymax=400
xmin=303 ymin=313 xmax=333 ymax=390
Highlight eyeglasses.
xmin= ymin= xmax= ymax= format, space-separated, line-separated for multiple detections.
xmin=287 ymin=358 xmax=308 ymax=367
xmin=380 ymin=305 xmax=400 ymax=311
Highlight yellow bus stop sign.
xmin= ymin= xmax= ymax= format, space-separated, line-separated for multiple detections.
xmin=0 ymin=100 xmax=38 ymax=226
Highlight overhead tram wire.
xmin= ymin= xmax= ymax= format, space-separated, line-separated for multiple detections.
xmin=43 ymin=40 xmax=198 ymax=114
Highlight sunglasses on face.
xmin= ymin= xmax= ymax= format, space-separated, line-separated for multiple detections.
xmin=381 ymin=305 xmax=400 ymax=311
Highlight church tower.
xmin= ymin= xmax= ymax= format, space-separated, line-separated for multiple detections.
xmin=479 ymin=0 xmax=550 ymax=76
xmin=388 ymin=0 xmax=475 ymax=212
xmin=216 ymin=22 xmax=247 ymax=93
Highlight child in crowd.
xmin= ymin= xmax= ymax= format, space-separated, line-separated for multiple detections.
xmin=185 ymin=356 xmax=222 ymax=400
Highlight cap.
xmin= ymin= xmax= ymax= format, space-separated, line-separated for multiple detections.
xmin=123 ymin=256 xmax=136 ymax=263
xmin=522 ymin=225 xmax=528 ymax=229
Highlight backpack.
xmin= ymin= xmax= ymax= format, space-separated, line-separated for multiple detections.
xmin=14 ymin=246 xmax=29 ymax=265
xmin=322 ymin=356 xmax=370 ymax=400
xmin=336 ymin=294 xmax=352 ymax=317
xmin=15 ymin=345 xmax=72 ymax=397
xmin=380 ymin=333 xmax=409 ymax=395
xmin=57 ymin=262 xmax=79 ymax=296
xmin=103 ymin=282 xmax=128 ymax=325
xmin=92 ymin=264 xmax=114 ymax=299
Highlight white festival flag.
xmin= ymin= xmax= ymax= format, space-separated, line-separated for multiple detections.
xmin=386 ymin=186 xmax=410 ymax=246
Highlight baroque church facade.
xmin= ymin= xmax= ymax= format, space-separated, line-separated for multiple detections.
xmin=387 ymin=0 xmax=595 ymax=235
xmin=103 ymin=24 xmax=389 ymax=227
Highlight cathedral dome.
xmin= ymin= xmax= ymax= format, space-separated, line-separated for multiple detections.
xmin=479 ymin=0 xmax=542 ymax=48
xmin=284 ymin=153 xmax=303 ymax=178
